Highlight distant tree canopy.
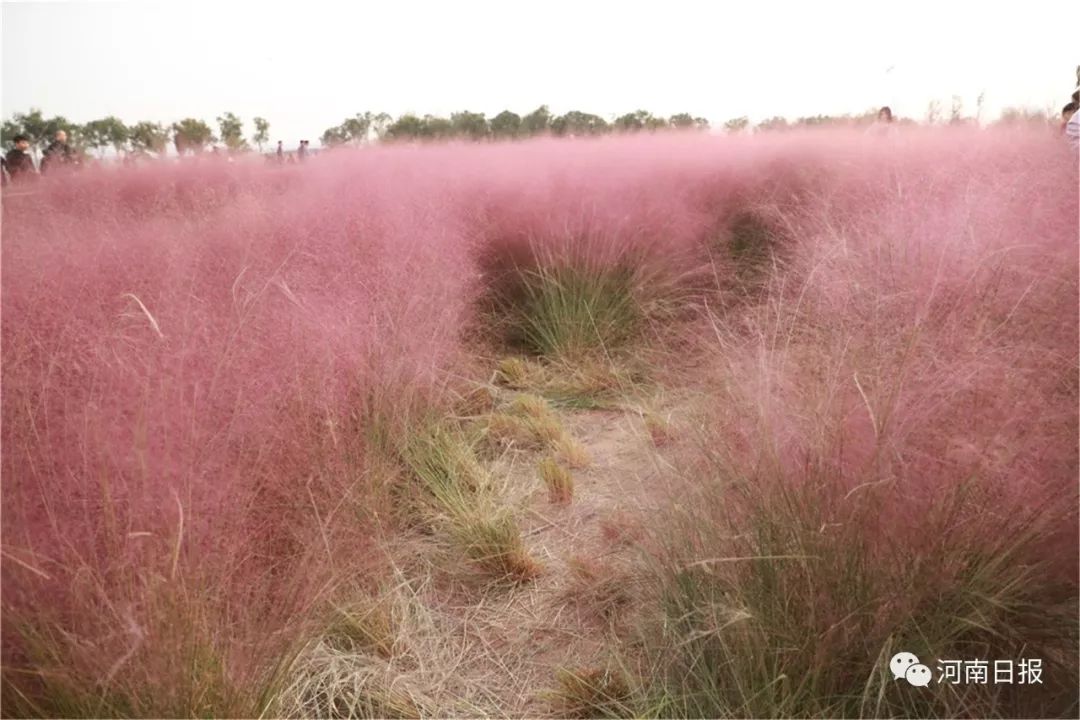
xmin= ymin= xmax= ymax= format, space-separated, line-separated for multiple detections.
xmin=521 ymin=105 xmax=552 ymax=135
xmin=0 ymin=101 xmax=1061 ymax=160
xmin=723 ymin=116 xmax=750 ymax=133
xmin=490 ymin=110 xmax=522 ymax=139
xmin=83 ymin=116 xmax=129 ymax=156
xmin=550 ymin=111 xmax=609 ymax=136
xmin=129 ymin=121 xmax=170 ymax=155
xmin=451 ymin=111 xmax=489 ymax=140
xmin=252 ymin=117 xmax=270 ymax=151
xmin=173 ymin=118 xmax=215 ymax=154
xmin=2 ymin=109 xmax=85 ymax=151
xmin=669 ymin=113 xmax=710 ymax=129
xmin=322 ymin=106 xmax=709 ymax=144
xmin=216 ymin=112 xmax=247 ymax=152
xmin=2 ymin=110 xmax=267 ymax=158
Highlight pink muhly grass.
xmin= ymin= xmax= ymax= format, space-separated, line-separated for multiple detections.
xmin=0 ymin=125 xmax=1075 ymax=717
xmin=1 ymin=156 xmax=473 ymax=714
xmin=644 ymin=127 xmax=1078 ymax=717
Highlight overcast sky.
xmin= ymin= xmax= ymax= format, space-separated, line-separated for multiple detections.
xmin=3 ymin=0 xmax=1077 ymax=147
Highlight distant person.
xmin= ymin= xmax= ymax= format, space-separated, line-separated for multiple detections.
xmin=276 ymin=140 xmax=284 ymax=162
xmin=1062 ymin=101 xmax=1078 ymax=132
xmin=5 ymin=134 xmax=37 ymax=183
xmin=297 ymin=140 xmax=308 ymax=162
xmin=866 ymin=106 xmax=897 ymax=137
xmin=40 ymin=130 xmax=76 ymax=174
xmin=1067 ymin=105 xmax=1080 ymax=151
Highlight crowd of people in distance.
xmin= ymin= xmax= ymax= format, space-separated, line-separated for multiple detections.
xmin=1 ymin=133 xmax=316 ymax=186
xmin=2 ymin=129 xmax=79 ymax=184
xmin=264 ymin=139 xmax=310 ymax=165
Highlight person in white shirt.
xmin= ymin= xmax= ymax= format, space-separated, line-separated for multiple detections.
xmin=866 ymin=106 xmax=898 ymax=138
xmin=1066 ymin=91 xmax=1080 ymax=151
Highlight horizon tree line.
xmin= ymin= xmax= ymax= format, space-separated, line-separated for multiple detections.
xmin=1 ymin=100 xmax=1061 ymax=159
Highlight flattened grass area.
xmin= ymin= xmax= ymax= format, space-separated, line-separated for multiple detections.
xmin=400 ymin=420 xmax=541 ymax=583
xmin=494 ymin=354 xmax=644 ymax=409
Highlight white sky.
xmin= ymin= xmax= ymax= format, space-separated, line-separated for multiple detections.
xmin=2 ymin=0 xmax=1078 ymax=147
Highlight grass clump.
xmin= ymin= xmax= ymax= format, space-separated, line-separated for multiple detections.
xmin=637 ymin=473 xmax=1079 ymax=719
xmin=484 ymin=393 xmax=566 ymax=451
xmin=538 ymin=457 xmax=574 ymax=504
xmin=450 ymin=507 xmax=541 ymax=582
xmin=490 ymin=263 xmax=642 ymax=361
xmin=1 ymin=601 xmax=261 ymax=719
xmin=550 ymin=666 xmax=636 ymax=718
xmin=400 ymin=422 xmax=539 ymax=582
xmin=485 ymin=411 xmax=564 ymax=450
xmin=555 ymin=434 xmax=591 ymax=468
xmin=494 ymin=354 xmax=640 ymax=409
xmin=724 ymin=209 xmax=786 ymax=282
xmin=279 ymin=642 xmax=430 ymax=719
xmin=324 ymin=600 xmax=398 ymax=659
xmin=401 ymin=422 xmax=485 ymax=509
xmin=495 ymin=356 xmax=535 ymax=389
xmin=509 ymin=392 xmax=551 ymax=419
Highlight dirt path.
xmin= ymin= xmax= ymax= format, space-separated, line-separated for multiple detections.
xmin=386 ymin=403 xmax=673 ymax=717
xmin=272 ymin=388 xmax=689 ymax=718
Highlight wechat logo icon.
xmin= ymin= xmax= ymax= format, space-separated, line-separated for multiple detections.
xmin=890 ymin=652 xmax=932 ymax=687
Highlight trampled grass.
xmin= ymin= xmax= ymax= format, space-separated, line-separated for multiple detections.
xmin=2 ymin=126 xmax=1076 ymax=718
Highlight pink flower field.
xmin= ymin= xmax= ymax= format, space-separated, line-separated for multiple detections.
xmin=2 ymin=127 xmax=1077 ymax=718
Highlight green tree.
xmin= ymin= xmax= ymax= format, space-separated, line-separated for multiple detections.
xmin=82 ymin=120 xmax=109 ymax=157
xmin=83 ymin=116 xmax=129 ymax=157
xmin=756 ymin=116 xmax=789 ymax=132
xmin=614 ymin=110 xmax=647 ymax=132
xmin=424 ymin=115 xmax=453 ymax=139
xmin=385 ymin=114 xmax=428 ymax=140
xmin=723 ymin=116 xmax=750 ymax=133
xmin=341 ymin=112 xmax=372 ymax=144
xmin=451 ymin=111 xmax=489 ymax=140
xmin=550 ymin=110 xmax=608 ymax=137
xmin=4 ymin=108 xmax=48 ymax=148
xmin=371 ymin=112 xmax=393 ymax=139
xmin=668 ymin=113 xmax=696 ymax=129
xmin=669 ymin=113 xmax=709 ymax=130
xmin=172 ymin=118 xmax=215 ymax=154
xmin=129 ymin=121 xmax=170 ymax=155
xmin=320 ymin=125 xmax=348 ymax=147
xmin=490 ymin=110 xmax=522 ymax=139
xmin=22 ymin=110 xmax=52 ymax=146
xmin=215 ymin=112 xmax=247 ymax=151
xmin=521 ymin=105 xmax=552 ymax=135
xmin=615 ymin=109 xmax=666 ymax=132
xmin=252 ymin=116 xmax=270 ymax=152
xmin=2 ymin=109 xmax=87 ymax=152
xmin=1 ymin=117 xmax=23 ymax=146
